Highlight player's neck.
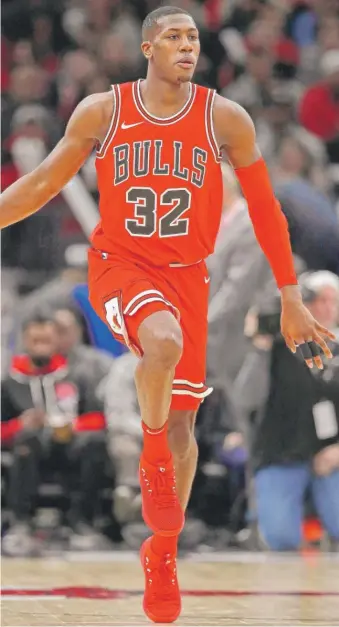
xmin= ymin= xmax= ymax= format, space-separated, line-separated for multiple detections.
xmin=140 ymin=73 xmax=191 ymax=119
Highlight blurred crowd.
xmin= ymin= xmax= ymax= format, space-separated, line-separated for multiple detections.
xmin=1 ymin=0 xmax=339 ymax=555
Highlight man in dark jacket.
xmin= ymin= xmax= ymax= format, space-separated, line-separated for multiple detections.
xmin=1 ymin=313 xmax=109 ymax=556
xmin=234 ymin=271 xmax=339 ymax=550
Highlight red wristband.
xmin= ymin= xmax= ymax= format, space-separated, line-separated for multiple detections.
xmin=235 ymin=158 xmax=297 ymax=289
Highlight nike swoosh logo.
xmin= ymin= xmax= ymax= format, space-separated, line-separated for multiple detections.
xmin=204 ymin=277 xmax=210 ymax=284
xmin=121 ymin=121 xmax=143 ymax=130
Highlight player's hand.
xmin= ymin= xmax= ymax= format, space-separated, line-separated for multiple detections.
xmin=280 ymin=286 xmax=336 ymax=369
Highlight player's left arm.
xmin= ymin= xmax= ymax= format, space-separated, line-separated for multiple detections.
xmin=213 ymin=94 xmax=336 ymax=367
xmin=213 ymin=94 xmax=296 ymax=289
xmin=0 ymin=93 xmax=108 ymax=229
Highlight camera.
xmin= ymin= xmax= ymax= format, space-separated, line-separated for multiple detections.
xmin=257 ymin=312 xmax=281 ymax=337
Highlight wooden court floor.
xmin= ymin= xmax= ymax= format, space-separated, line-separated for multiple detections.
xmin=1 ymin=552 xmax=339 ymax=626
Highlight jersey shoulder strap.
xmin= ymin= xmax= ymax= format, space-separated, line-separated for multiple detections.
xmin=194 ymin=84 xmax=222 ymax=163
xmin=96 ymin=82 xmax=132 ymax=159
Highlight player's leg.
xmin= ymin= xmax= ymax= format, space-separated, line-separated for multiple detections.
xmin=137 ymin=315 xmax=192 ymax=624
xmin=136 ymin=309 xmax=185 ymax=538
xmin=147 ymin=409 xmax=201 ymax=567
xmin=136 ymin=309 xmax=182 ymax=436
xmin=144 ymin=407 xmax=198 ymax=618
xmin=167 ymin=409 xmax=198 ymax=510
xmin=141 ymin=261 xmax=211 ymax=624
xmin=137 ymin=354 xmax=199 ymax=513
xmin=88 ymin=251 xmax=185 ymax=538
xmin=149 ymin=409 xmax=198 ymax=557
xmin=141 ymin=408 xmax=205 ymax=623
xmin=166 ymin=260 xmax=211 ymax=512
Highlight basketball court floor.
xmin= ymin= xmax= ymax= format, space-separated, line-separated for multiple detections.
xmin=2 ymin=551 xmax=339 ymax=626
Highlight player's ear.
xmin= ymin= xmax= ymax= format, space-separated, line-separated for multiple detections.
xmin=141 ymin=41 xmax=153 ymax=60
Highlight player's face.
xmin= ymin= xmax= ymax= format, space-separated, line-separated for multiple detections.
xmin=144 ymin=15 xmax=200 ymax=84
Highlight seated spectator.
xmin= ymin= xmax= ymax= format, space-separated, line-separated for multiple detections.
xmin=234 ymin=271 xmax=339 ymax=551
xmin=273 ymin=134 xmax=339 ymax=274
xmin=53 ymin=307 xmax=114 ymax=397
xmin=299 ymin=49 xmax=339 ymax=162
xmin=1 ymin=313 xmax=110 ymax=556
xmin=224 ymin=46 xmax=274 ymax=115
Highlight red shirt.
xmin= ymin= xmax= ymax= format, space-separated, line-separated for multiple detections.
xmin=299 ymin=82 xmax=339 ymax=141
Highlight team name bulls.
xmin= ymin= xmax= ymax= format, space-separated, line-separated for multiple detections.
xmin=113 ymin=140 xmax=207 ymax=188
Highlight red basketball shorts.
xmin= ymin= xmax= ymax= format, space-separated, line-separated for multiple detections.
xmin=88 ymin=247 xmax=213 ymax=410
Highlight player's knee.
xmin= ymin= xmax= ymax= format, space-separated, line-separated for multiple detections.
xmin=146 ymin=327 xmax=183 ymax=369
xmin=168 ymin=413 xmax=195 ymax=462
xmin=139 ymin=311 xmax=183 ymax=369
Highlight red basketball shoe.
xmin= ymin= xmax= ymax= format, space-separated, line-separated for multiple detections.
xmin=141 ymin=536 xmax=181 ymax=624
xmin=139 ymin=454 xmax=184 ymax=536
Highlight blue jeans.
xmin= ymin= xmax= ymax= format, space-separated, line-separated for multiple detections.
xmin=255 ymin=463 xmax=339 ymax=550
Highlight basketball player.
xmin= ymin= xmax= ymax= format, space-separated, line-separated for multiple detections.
xmin=0 ymin=6 xmax=336 ymax=623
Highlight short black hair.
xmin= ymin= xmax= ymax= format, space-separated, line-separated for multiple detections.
xmin=142 ymin=5 xmax=192 ymax=40
xmin=22 ymin=311 xmax=55 ymax=332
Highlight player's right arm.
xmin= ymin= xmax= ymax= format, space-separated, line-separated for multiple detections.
xmin=0 ymin=93 xmax=112 ymax=229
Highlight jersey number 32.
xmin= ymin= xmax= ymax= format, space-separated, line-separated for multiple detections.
xmin=125 ymin=187 xmax=191 ymax=238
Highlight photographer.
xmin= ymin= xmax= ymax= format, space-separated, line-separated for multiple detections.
xmin=1 ymin=313 xmax=109 ymax=556
xmin=234 ymin=272 xmax=339 ymax=550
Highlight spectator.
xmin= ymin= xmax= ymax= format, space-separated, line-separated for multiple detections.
xmin=2 ymin=99 xmax=63 ymax=273
xmin=11 ymin=39 xmax=36 ymax=68
xmin=53 ymin=307 xmax=114 ymax=397
xmin=302 ymin=272 xmax=339 ymax=339
xmin=8 ymin=64 xmax=50 ymax=107
xmin=224 ymin=46 xmax=274 ymax=114
xmin=30 ymin=11 xmax=60 ymax=73
xmin=223 ymin=43 xmax=303 ymax=162
xmin=234 ymin=271 xmax=339 ymax=551
xmin=286 ymin=2 xmax=317 ymax=49
xmin=51 ymin=50 xmax=99 ymax=124
xmin=97 ymin=32 xmax=144 ymax=84
xmin=1 ymin=313 xmax=109 ymax=556
xmin=257 ymin=86 xmax=302 ymax=162
xmin=225 ymin=0 xmax=265 ymax=35
xmin=299 ymin=49 xmax=339 ymax=162
xmin=274 ymin=134 xmax=339 ymax=274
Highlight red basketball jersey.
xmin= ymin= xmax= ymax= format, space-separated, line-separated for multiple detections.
xmin=91 ymin=80 xmax=223 ymax=266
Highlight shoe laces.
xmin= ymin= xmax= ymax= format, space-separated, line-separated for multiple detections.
xmin=145 ymin=553 xmax=178 ymax=601
xmin=141 ymin=465 xmax=178 ymax=509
